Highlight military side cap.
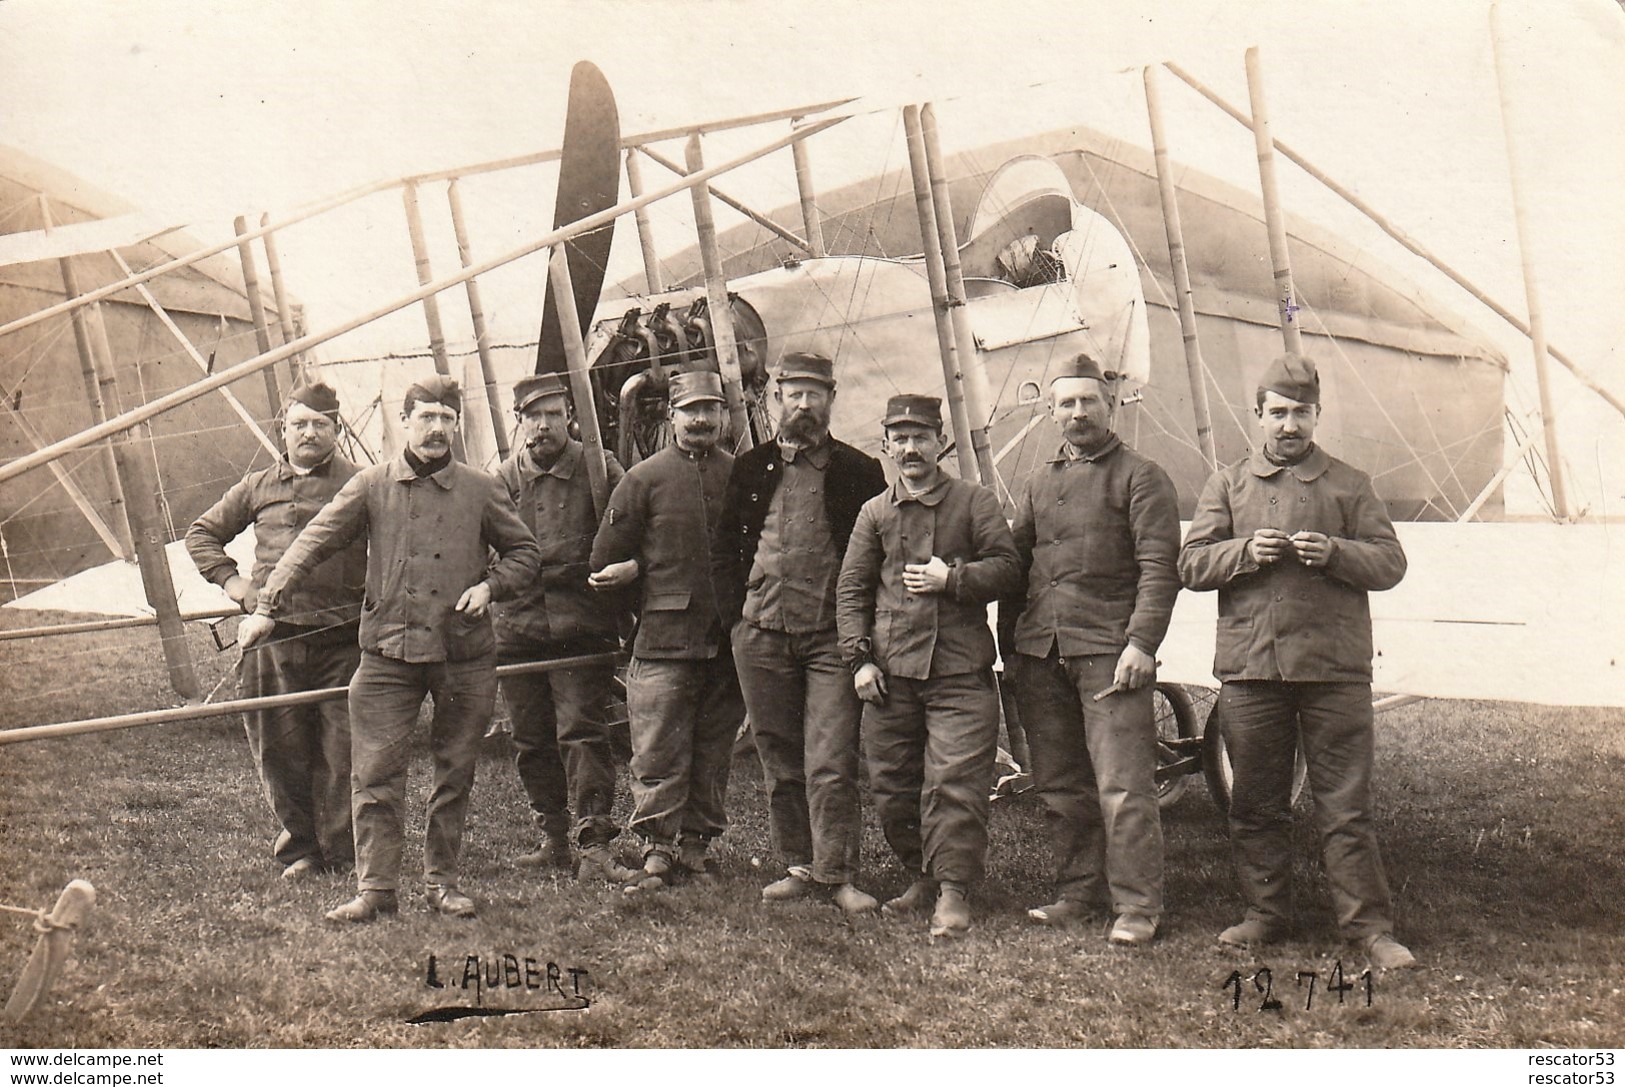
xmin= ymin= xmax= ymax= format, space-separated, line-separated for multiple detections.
xmin=881 ymin=394 xmax=943 ymax=429
xmin=285 ymin=379 xmax=340 ymax=417
xmin=513 ymin=372 xmax=569 ymax=413
xmin=669 ymin=369 xmax=726 ymax=407
xmin=1049 ymin=352 xmax=1107 ymax=384
xmin=403 ymin=374 xmax=462 ymax=414
xmin=1257 ymin=352 xmax=1321 ymax=405
xmin=775 ymin=351 xmax=836 ymax=388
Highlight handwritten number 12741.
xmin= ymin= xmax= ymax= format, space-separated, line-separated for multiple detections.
xmin=1222 ymin=961 xmax=1373 ymax=1011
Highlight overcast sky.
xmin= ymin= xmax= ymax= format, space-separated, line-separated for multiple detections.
xmin=2 ymin=0 xmax=1622 ymax=511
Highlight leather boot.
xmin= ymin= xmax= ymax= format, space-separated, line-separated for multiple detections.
xmin=324 ymin=890 xmax=398 ymax=924
xmin=883 ymin=879 xmax=938 ymax=917
xmin=577 ymin=844 xmax=639 ymax=883
xmin=516 ymin=817 xmax=571 ymax=869
xmin=929 ymin=881 xmax=972 ymax=939
xmin=426 ymin=884 xmax=477 ymax=919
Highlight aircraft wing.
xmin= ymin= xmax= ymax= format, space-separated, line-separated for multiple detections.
xmin=1 ymin=530 xmax=251 ymax=620
xmin=1159 ymin=521 xmax=1625 ymax=709
xmin=0 ymin=212 xmax=184 ymax=268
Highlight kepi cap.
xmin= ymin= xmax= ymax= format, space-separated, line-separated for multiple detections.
xmin=513 ymin=372 xmax=569 ymax=414
xmin=1257 ymin=352 xmax=1320 ymax=405
xmin=775 ymin=351 xmax=836 ymax=389
xmin=403 ymin=374 xmax=462 ymax=414
xmin=285 ymin=379 xmax=340 ymax=418
xmin=1049 ymin=352 xmax=1108 ymax=385
xmin=669 ymin=370 xmax=726 ymax=408
xmin=881 ymin=394 xmax=943 ymax=429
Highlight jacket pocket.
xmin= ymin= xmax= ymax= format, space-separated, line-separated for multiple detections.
xmin=638 ymin=590 xmax=693 ymax=652
xmin=442 ymin=607 xmax=495 ymax=661
xmin=1214 ymin=614 xmax=1253 ymax=677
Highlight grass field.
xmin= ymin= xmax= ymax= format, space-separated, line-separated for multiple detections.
xmin=1 ymin=609 xmax=1623 ymax=1049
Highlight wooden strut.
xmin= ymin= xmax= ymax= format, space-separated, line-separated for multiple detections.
xmin=790 ymin=116 xmax=827 ymax=257
xmin=1490 ymin=0 xmax=1568 ymax=520
xmin=0 ymin=115 xmax=845 ymax=486
xmin=233 ymin=215 xmax=283 ymax=420
xmin=0 ymin=99 xmax=856 ymax=347
xmin=635 ymin=145 xmax=813 ymax=255
xmin=685 ymin=133 xmax=755 ymax=453
xmin=1162 ymin=61 xmax=1625 ymax=421
xmin=623 ymin=148 xmax=666 ymax=294
xmin=1142 ymin=66 xmax=1218 ymax=472
xmin=446 ymin=179 xmax=509 ymax=460
xmin=0 ymin=608 xmax=239 ymax=643
xmin=401 ymin=181 xmax=453 ymax=379
xmin=40 ymin=196 xmax=134 ymax=560
xmin=919 ymin=104 xmax=998 ymax=493
xmin=107 ymin=250 xmax=280 ymax=458
xmin=0 ymin=652 xmax=620 ymax=746
xmin=547 ymin=245 xmax=611 ymax=520
xmin=86 ymin=303 xmax=200 ymax=701
xmin=259 ymin=213 xmax=303 ymax=380
xmin=1244 ymin=48 xmax=1303 ymax=356
xmin=902 ymin=105 xmax=979 ymax=482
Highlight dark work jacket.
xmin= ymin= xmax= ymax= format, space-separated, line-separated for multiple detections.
xmin=591 ymin=443 xmax=734 ymax=660
xmin=1178 ymin=445 xmax=1406 ymax=683
xmin=712 ymin=436 xmax=887 ymax=624
xmin=493 ymin=440 xmax=626 ymax=649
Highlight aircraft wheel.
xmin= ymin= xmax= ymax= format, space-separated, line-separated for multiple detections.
xmin=1200 ymin=699 xmax=1310 ymax=813
xmin=1154 ymin=683 xmax=1199 ymax=809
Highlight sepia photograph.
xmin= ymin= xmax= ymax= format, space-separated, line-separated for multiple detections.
xmin=0 ymin=0 xmax=1621 ymax=1066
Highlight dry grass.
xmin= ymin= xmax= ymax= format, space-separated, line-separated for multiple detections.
xmin=2 ymin=608 xmax=1623 ymax=1048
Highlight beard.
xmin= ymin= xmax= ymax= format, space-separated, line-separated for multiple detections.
xmin=779 ymin=406 xmax=829 ymax=446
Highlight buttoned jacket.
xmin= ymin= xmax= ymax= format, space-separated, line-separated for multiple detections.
xmin=493 ymin=440 xmax=625 ymax=647
xmin=258 ymin=454 xmax=540 ymax=663
xmin=713 ymin=437 xmax=887 ymax=625
xmin=1178 ymin=445 xmax=1406 ymax=682
xmin=186 ymin=455 xmax=367 ymax=629
xmin=1005 ymin=435 xmax=1182 ymax=659
xmin=836 ymin=475 xmax=1020 ymax=680
xmin=590 ymin=443 xmax=734 ymax=660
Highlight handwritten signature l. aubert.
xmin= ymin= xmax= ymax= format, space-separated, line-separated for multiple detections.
xmin=406 ymin=953 xmax=592 ymax=1024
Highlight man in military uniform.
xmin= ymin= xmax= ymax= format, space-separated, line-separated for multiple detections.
xmin=1001 ymin=353 xmax=1182 ymax=947
xmin=240 ymin=375 xmax=540 ymax=923
xmin=1179 ymin=352 xmax=1415 ymax=970
xmin=186 ymin=380 xmax=366 ymax=880
xmin=714 ymin=352 xmax=888 ymax=914
xmin=590 ymin=370 xmax=744 ymax=890
xmin=836 ymin=394 xmax=1019 ymax=938
xmin=495 ymin=373 xmax=635 ymax=883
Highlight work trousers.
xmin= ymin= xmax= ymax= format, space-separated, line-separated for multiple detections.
xmin=733 ymin=622 xmax=864 ymax=883
xmin=1013 ymin=650 xmax=1164 ymax=918
xmin=498 ymin=638 xmax=621 ymax=848
xmin=863 ymin=669 xmax=999 ymax=885
xmin=347 ymin=650 xmax=497 ymax=892
xmin=624 ymin=653 xmax=743 ymax=853
xmin=1219 ymin=680 xmax=1395 ymax=941
xmin=238 ymin=623 xmax=360 ymax=869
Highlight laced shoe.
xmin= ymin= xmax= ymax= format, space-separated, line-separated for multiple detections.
xmin=281 ymin=856 xmax=320 ymax=882
xmin=516 ymin=824 xmax=571 ymax=869
xmin=761 ymin=868 xmax=816 ymax=903
xmin=1108 ymin=913 xmax=1159 ymax=946
xmin=1218 ymin=917 xmax=1286 ymax=949
xmin=677 ymin=839 xmax=717 ymax=883
xmin=883 ymin=879 xmax=938 ymax=917
xmin=830 ymin=883 xmax=879 ymax=915
xmin=624 ymin=849 xmax=673 ymax=894
xmin=929 ymin=882 xmax=972 ymax=939
xmin=577 ymin=844 xmax=639 ymax=883
xmin=1026 ymin=897 xmax=1094 ymax=927
xmin=323 ymin=890 xmax=398 ymax=924
xmin=1362 ymin=933 xmax=1417 ymax=971
xmin=426 ymin=884 xmax=478 ymax=919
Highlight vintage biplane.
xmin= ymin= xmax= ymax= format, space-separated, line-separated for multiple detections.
xmin=1 ymin=29 xmax=1621 ymax=819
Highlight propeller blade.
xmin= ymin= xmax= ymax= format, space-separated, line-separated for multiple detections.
xmin=537 ymin=61 xmax=621 ymax=376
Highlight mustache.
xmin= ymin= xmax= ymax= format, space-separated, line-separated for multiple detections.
xmin=899 ymin=453 xmax=926 ymax=464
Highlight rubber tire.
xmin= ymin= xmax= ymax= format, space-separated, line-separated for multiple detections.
xmin=1200 ymin=697 xmax=1310 ymax=814
xmin=1154 ymin=683 xmax=1199 ymax=809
